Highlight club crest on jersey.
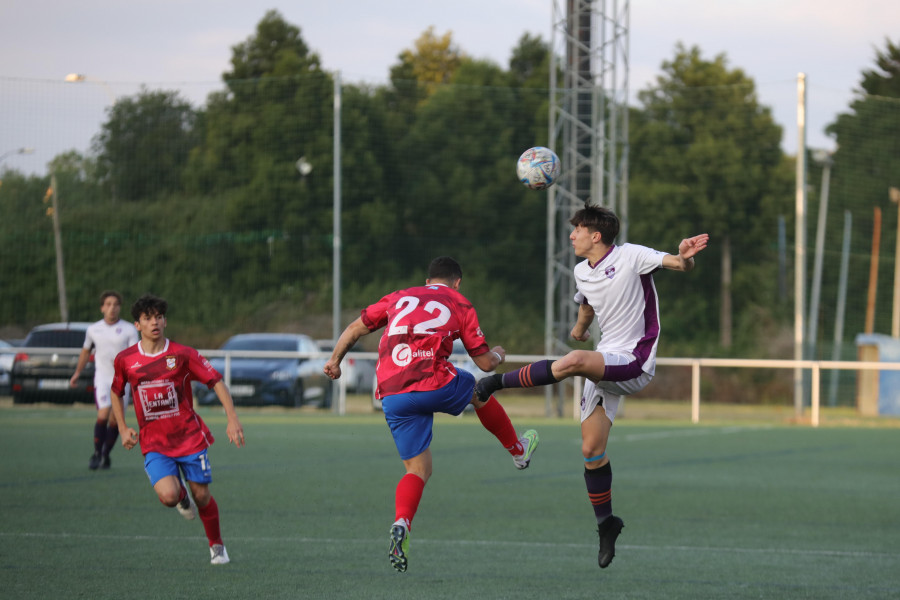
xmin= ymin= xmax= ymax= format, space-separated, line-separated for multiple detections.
xmin=605 ymin=266 xmax=616 ymax=279
xmin=165 ymin=356 xmax=177 ymax=370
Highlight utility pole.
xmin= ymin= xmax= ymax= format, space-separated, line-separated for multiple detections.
xmin=48 ymin=174 xmax=68 ymax=322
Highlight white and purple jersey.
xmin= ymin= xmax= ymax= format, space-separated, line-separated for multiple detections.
xmin=83 ymin=318 xmax=140 ymax=386
xmin=573 ymin=243 xmax=666 ymax=381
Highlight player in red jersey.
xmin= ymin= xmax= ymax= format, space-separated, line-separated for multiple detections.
xmin=110 ymin=294 xmax=245 ymax=565
xmin=324 ymin=256 xmax=539 ymax=573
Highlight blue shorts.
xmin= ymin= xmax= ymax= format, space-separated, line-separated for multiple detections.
xmin=382 ymin=370 xmax=476 ymax=460
xmin=144 ymin=449 xmax=212 ymax=486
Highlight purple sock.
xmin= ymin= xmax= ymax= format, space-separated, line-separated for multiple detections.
xmin=93 ymin=421 xmax=106 ymax=454
xmin=501 ymin=359 xmax=558 ymax=389
xmin=102 ymin=427 xmax=119 ymax=456
xmin=585 ymin=462 xmax=613 ymax=523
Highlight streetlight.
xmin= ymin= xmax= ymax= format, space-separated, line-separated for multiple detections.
xmin=64 ymin=73 xmax=115 ymax=103
xmin=0 ymin=147 xmax=35 ymax=166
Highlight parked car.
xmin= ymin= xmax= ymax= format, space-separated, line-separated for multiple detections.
xmin=316 ymin=339 xmax=376 ymax=393
xmin=0 ymin=340 xmax=16 ymax=395
xmin=11 ymin=323 xmax=95 ymax=404
xmin=372 ymin=339 xmax=494 ymax=411
xmin=196 ymin=333 xmax=332 ymax=408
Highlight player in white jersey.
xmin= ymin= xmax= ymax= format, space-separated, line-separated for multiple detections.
xmin=70 ymin=290 xmax=140 ymax=470
xmin=476 ymin=205 xmax=708 ymax=569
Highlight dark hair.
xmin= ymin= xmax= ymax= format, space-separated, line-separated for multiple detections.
xmin=570 ymin=205 xmax=619 ymax=244
xmin=427 ymin=256 xmax=463 ymax=282
xmin=99 ymin=290 xmax=122 ymax=306
xmin=131 ymin=294 xmax=168 ymax=321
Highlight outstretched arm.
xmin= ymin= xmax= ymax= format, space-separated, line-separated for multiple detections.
xmin=324 ymin=318 xmax=373 ymax=380
xmin=662 ymin=233 xmax=709 ymax=272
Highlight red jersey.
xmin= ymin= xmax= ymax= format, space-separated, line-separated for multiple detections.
xmin=111 ymin=340 xmax=222 ymax=457
xmin=362 ymin=283 xmax=490 ymax=398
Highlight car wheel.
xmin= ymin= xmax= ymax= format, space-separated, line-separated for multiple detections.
xmin=292 ymin=381 xmax=305 ymax=407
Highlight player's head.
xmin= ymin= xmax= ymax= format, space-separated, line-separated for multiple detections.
xmin=99 ymin=290 xmax=122 ymax=307
xmin=131 ymin=294 xmax=168 ymax=321
xmin=99 ymin=290 xmax=123 ymax=322
xmin=426 ymin=256 xmax=463 ymax=286
xmin=570 ymin=205 xmax=619 ymax=245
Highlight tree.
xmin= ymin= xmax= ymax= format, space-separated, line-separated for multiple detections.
xmin=630 ymin=44 xmax=787 ymax=350
xmin=826 ymin=38 xmax=900 ymax=339
xmin=390 ymin=27 xmax=464 ymax=101
xmin=92 ymin=88 xmax=199 ymax=201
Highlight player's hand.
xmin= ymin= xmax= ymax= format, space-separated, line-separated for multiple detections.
xmin=323 ymin=360 xmax=342 ymax=380
xmin=571 ymin=327 xmax=590 ymax=342
xmin=69 ymin=374 xmax=79 ymax=388
xmin=678 ymin=233 xmax=709 ymax=260
xmin=226 ymin=417 xmax=245 ymax=448
xmin=490 ymin=345 xmax=506 ymax=364
xmin=122 ymin=428 xmax=138 ymax=450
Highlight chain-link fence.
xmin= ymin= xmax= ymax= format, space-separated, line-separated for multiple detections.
xmin=1 ymin=71 xmax=898 ymax=413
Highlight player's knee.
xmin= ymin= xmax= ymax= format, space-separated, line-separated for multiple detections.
xmin=192 ymin=487 xmax=211 ymax=507
xmin=158 ymin=490 xmax=180 ymax=507
xmin=582 ymin=441 xmax=607 ymax=463
xmin=556 ymin=350 xmax=590 ymax=377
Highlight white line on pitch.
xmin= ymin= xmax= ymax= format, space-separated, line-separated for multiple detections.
xmin=1 ymin=531 xmax=893 ymax=559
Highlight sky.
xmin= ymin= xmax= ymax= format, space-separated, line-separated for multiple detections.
xmin=1 ymin=0 xmax=897 ymax=175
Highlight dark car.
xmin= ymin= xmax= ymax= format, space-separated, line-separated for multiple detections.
xmin=11 ymin=323 xmax=94 ymax=404
xmin=197 ymin=333 xmax=331 ymax=408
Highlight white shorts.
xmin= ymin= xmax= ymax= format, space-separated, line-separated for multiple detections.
xmin=94 ymin=376 xmax=130 ymax=410
xmin=579 ymin=351 xmax=653 ymax=423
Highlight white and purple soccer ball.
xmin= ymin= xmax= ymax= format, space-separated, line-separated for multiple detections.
xmin=516 ymin=146 xmax=561 ymax=190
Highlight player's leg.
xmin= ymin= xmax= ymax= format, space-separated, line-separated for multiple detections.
xmin=97 ymin=383 xmax=119 ymax=468
xmin=179 ymin=450 xmax=228 ymax=564
xmin=390 ymin=449 xmax=430 ymax=573
xmin=580 ymin=379 xmax=628 ymax=569
xmin=474 ymin=350 xmax=607 ymax=402
xmin=471 ymin=392 xmax=539 ymax=469
xmin=89 ymin=397 xmax=110 ymax=470
xmin=382 ymin=391 xmax=437 ymax=572
xmin=145 ymin=452 xmax=197 ymax=519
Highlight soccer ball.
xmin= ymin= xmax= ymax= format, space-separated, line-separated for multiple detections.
xmin=516 ymin=146 xmax=560 ymax=190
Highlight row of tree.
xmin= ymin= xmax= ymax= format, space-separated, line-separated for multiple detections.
xmin=1 ymin=11 xmax=897 ymax=363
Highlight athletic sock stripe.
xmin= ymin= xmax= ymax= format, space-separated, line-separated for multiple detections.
xmin=588 ymin=492 xmax=611 ymax=505
xmin=518 ymin=365 xmax=533 ymax=387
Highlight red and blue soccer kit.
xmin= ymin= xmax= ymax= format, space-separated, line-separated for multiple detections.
xmin=362 ymin=283 xmax=490 ymax=459
xmin=111 ymin=339 xmax=221 ymax=458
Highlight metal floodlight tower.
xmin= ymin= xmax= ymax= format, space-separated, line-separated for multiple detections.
xmin=544 ymin=0 xmax=629 ymax=415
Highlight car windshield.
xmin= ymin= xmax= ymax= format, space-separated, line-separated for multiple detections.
xmin=25 ymin=330 xmax=85 ymax=347
xmin=223 ymin=338 xmax=297 ymax=352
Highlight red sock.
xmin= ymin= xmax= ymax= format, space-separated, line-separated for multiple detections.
xmin=198 ymin=496 xmax=223 ymax=546
xmin=394 ymin=473 xmax=425 ymax=528
xmin=475 ymin=397 xmax=521 ymax=453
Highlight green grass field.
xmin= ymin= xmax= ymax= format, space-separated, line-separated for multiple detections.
xmin=1 ymin=401 xmax=898 ymax=599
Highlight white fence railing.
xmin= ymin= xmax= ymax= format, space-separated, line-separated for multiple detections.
xmin=4 ymin=348 xmax=899 ymax=427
